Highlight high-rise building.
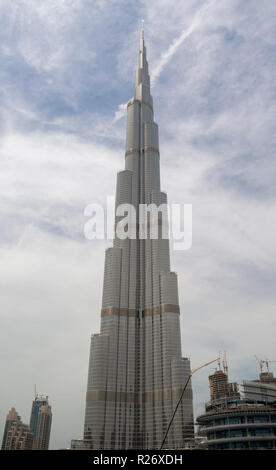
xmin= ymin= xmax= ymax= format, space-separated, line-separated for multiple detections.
xmin=30 ymin=394 xmax=52 ymax=449
xmin=209 ymin=370 xmax=239 ymax=403
xmin=209 ymin=370 xmax=229 ymax=401
xmin=30 ymin=394 xmax=48 ymax=436
xmin=83 ymin=28 xmax=194 ymax=450
xmin=1 ymin=408 xmax=21 ymax=450
xmin=1 ymin=408 xmax=33 ymax=450
xmin=32 ymin=404 xmax=52 ymax=450
xmin=197 ymin=366 xmax=276 ymax=450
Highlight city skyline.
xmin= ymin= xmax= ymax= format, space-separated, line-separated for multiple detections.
xmin=1 ymin=393 xmax=52 ymax=450
xmin=0 ymin=1 xmax=275 ymax=449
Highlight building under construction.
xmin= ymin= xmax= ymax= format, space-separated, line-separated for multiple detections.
xmin=197 ymin=360 xmax=276 ymax=450
xmin=209 ymin=370 xmax=240 ymax=403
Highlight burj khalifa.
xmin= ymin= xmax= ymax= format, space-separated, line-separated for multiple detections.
xmin=83 ymin=28 xmax=194 ymax=450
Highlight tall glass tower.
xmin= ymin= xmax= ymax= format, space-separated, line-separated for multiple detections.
xmin=30 ymin=394 xmax=52 ymax=449
xmin=83 ymin=29 xmax=194 ymax=450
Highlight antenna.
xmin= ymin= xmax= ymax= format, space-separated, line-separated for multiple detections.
xmin=141 ymin=19 xmax=144 ymax=39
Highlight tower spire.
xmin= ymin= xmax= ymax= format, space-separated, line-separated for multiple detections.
xmin=139 ymin=20 xmax=147 ymax=72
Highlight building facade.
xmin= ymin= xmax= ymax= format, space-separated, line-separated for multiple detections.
xmin=2 ymin=408 xmax=33 ymax=450
xmin=243 ymin=379 xmax=276 ymax=403
xmin=83 ymin=29 xmax=194 ymax=450
xmin=71 ymin=439 xmax=92 ymax=450
xmin=197 ymin=370 xmax=276 ymax=449
xmin=29 ymin=395 xmax=48 ymax=436
xmin=209 ymin=370 xmax=240 ymax=402
xmin=32 ymin=404 xmax=52 ymax=450
xmin=30 ymin=395 xmax=52 ymax=449
xmin=1 ymin=408 xmax=21 ymax=450
xmin=197 ymin=402 xmax=276 ymax=450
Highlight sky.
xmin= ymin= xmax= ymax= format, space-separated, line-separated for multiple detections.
xmin=0 ymin=0 xmax=276 ymax=449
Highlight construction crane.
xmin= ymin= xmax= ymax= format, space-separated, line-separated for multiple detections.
xmin=223 ymin=351 xmax=228 ymax=375
xmin=255 ymin=356 xmax=276 ymax=374
xmin=263 ymin=359 xmax=276 ymax=373
xmin=159 ymin=357 xmax=220 ymax=450
xmin=255 ymin=355 xmax=264 ymax=374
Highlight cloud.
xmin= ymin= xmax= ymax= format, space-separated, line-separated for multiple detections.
xmin=151 ymin=0 xmax=217 ymax=85
xmin=113 ymin=0 xmax=235 ymax=120
xmin=0 ymin=0 xmax=276 ymax=449
xmin=0 ymin=129 xmax=120 ymax=448
xmin=113 ymin=102 xmax=128 ymax=122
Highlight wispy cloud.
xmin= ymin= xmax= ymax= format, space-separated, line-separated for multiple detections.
xmin=151 ymin=0 xmax=216 ymax=85
xmin=113 ymin=0 xmax=217 ymax=120
xmin=0 ymin=0 xmax=276 ymax=449
xmin=113 ymin=102 xmax=128 ymax=122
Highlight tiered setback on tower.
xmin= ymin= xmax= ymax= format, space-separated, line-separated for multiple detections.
xmin=84 ymin=32 xmax=194 ymax=450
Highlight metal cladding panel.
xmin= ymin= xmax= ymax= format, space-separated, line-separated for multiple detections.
xmin=160 ymin=271 xmax=179 ymax=305
xmin=135 ymin=83 xmax=151 ymax=104
xmin=151 ymin=189 xmax=167 ymax=206
xmin=141 ymin=104 xmax=153 ymax=123
xmin=84 ymin=334 xmax=109 ymax=446
xmin=102 ymin=247 xmax=122 ymax=308
xmin=87 ymin=335 xmax=109 ymax=390
xmin=115 ymin=170 xmax=132 ymax=208
xmin=171 ymin=357 xmax=194 ymax=443
xmin=125 ymin=152 xmax=139 ymax=203
xmin=144 ymin=121 xmax=159 ymax=149
xmin=126 ymin=101 xmax=140 ymax=152
xmin=128 ymin=238 xmax=138 ymax=309
xmin=145 ymin=154 xmax=160 ymax=204
xmin=84 ymin=31 xmax=194 ymax=449
xmin=136 ymin=68 xmax=150 ymax=88
xmin=145 ymin=237 xmax=153 ymax=307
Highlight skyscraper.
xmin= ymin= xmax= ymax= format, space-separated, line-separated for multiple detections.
xmin=30 ymin=394 xmax=52 ymax=449
xmin=32 ymin=404 xmax=52 ymax=450
xmin=1 ymin=408 xmax=33 ymax=450
xmin=1 ymin=408 xmax=21 ymax=450
xmin=83 ymin=28 xmax=194 ymax=450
